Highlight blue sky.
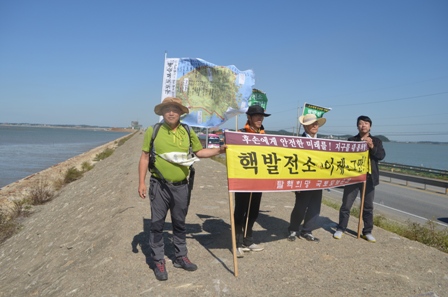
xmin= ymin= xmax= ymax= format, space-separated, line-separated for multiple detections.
xmin=1 ymin=0 xmax=447 ymax=142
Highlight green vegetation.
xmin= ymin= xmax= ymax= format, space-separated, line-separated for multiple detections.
xmin=322 ymin=199 xmax=448 ymax=254
xmin=379 ymin=164 xmax=448 ymax=181
xmin=28 ymin=181 xmax=55 ymax=205
xmin=93 ymin=148 xmax=114 ymax=161
xmin=64 ymin=167 xmax=84 ymax=183
xmin=0 ymin=181 xmax=55 ymax=243
xmin=81 ymin=161 xmax=94 ymax=172
xmin=0 ymin=217 xmax=19 ymax=244
xmin=117 ymin=133 xmax=135 ymax=146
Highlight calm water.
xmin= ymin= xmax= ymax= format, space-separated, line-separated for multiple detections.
xmin=0 ymin=126 xmax=130 ymax=188
xmin=382 ymin=142 xmax=448 ymax=171
xmin=1 ymin=127 xmax=447 ymax=188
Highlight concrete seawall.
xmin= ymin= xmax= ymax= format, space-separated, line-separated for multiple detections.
xmin=0 ymin=132 xmax=446 ymax=297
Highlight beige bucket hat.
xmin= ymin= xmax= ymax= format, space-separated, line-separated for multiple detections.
xmin=154 ymin=97 xmax=189 ymax=115
xmin=299 ymin=114 xmax=326 ymax=127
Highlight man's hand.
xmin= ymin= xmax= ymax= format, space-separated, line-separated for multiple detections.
xmin=138 ymin=184 xmax=147 ymax=199
xmin=362 ymin=136 xmax=374 ymax=149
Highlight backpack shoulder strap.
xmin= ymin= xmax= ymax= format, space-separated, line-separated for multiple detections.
xmin=180 ymin=123 xmax=191 ymax=139
xmin=150 ymin=123 xmax=163 ymax=150
xmin=148 ymin=123 xmax=164 ymax=178
xmin=180 ymin=123 xmax=192 ymax=152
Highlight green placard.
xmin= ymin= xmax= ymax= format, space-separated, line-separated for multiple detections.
xmin=303 ymin=103 xmax=331 ymax=118
xmin=248 ymin=89 xmax=268 ymax=110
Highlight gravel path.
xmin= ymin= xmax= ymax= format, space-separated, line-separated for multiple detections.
xmin=0 ymin=132 xmax=446 ymax=297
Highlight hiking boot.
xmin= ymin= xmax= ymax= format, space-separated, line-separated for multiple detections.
xmin=361 ymin=233 xmax=376 ymax=243
xmin=287 ymin=231 xmax=297 ymax=241
xmin=173 ymin=256 xmax=198 ymax=271
xmin=333 ymin=230 xmax=343 ymax=239
xmin=236 ymin=247 xmax=245 ymax=258
xmin=300 ymin=232 xmax=320 ymax=242
xmin=153 ymin=259 xmax=168 ymax=281
xmin=241 ymin=243 xmax=264 ymax=252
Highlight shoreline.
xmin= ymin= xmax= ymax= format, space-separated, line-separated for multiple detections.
xmin=0 ymin=123 xmax=135 ymax=133
xmin=0 ymin=133 xmax=133 ymax=220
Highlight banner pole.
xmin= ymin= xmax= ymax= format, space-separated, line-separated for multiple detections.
xmin=357 ymin=181 xmax=367 ymax=239
xmin=229 ymin=192 xmax=239 ymax=277
xmin=244 ymin=193 xmax=253 ymax=238
xmin=159 ymin=52 xmax=168 ymax=123
xmin=297 ymin=103 xmax=304 ymax=135
xmin=296 ymin=104 xmax=300 ymax=136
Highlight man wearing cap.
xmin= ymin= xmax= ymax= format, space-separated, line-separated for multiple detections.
xmin=333 ymin=115 xmax=386 ymax=242
xmin=138 ymin=97 xmax=226 ymax=281
xmin=234 ymin=105 xmax=270 ymax=258
xmin=287 ymin=114 xmax=327 ymax=243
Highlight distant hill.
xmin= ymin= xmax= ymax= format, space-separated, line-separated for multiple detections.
xmin=264 ymin=130 xmax=390 ymax=142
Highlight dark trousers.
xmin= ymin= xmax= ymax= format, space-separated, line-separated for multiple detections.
xmin=148 ymin=177 xmax=189 ymax=261
xmin=234 ymin=192 xmax=262 ymax=246
xmin=337 ymin=181 xmax=375 ymax=235
xmin=288 ymin=190 xmax=322 ymax=234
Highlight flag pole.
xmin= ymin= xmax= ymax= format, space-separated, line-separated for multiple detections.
xmin=296 ymin=104 xmax=300 ymax=136
xmin=229 ymin=192 xmax=239 ymax=277
xmin=357 ymin=181 xmax=367 ymax=238
xmin=244 ymin=193 xmax=253 ymax=238
xmin=297 ymin=104 xmax=303 ymax=136
xmin=159 ymin=51 xmax=168 ymax=123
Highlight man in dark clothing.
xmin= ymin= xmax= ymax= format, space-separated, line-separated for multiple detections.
xmin=333 ymin=115 xmax=386 ymax=242
xmin=234 ymin=105 xmax=270 ymax=258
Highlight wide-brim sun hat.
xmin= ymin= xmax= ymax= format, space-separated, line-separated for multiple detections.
xmin=246 ymin=105 xmax=271 ymax=117
xmin=154 ymin=97 xmax=189 ymax=116
xmin=299 ymin=114 xmax=326 ymax=127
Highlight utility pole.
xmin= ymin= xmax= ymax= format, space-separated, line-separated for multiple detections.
xmin=296 ymin=104 xmax=300 ymax=136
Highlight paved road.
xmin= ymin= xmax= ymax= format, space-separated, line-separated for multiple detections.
xmin=324 ymin=180 xmax=448 ymax=228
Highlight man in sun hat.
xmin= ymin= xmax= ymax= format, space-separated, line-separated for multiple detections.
xmin=233 ymin=104 xmax=270 ymax=258
xmin=287 ymin=113 xmax=326 ymax=243
xmin=138 ymin=97 xmax=226 ymax=281
xmin=333 ymin=115 xmax=386 ymax=242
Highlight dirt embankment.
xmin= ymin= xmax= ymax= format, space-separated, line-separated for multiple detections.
xmin=0 ymin=132 xmax=447 ymax=297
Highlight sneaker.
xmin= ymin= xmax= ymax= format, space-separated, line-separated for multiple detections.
xmin=153 ymin=259 xmax=168 ymax=281
xmin=287 ymin=231 xmax=297 ymax=241
xmin=173 ymin=256 xmax=198 ymax=271
xmin=333 ymin=230 xmax=343 ymax=239
xmin=236 ymin=247 xmax=245 ymax=258
xmin=241 ymin=243 xmax=264 ymax=252
xmin=361 ymin=233 xmax=376 ymax=243
xmin=300 ymin=232 xmax=320 ymax=242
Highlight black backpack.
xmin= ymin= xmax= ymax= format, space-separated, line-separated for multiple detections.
xmin=148 ymin=123 xmax=195 ymax=201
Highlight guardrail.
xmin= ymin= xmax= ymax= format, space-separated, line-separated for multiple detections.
xmin=379 ymin=162 xmax=448 ymax=195
xmin=379 ymin=162 xmax=448 ymax=176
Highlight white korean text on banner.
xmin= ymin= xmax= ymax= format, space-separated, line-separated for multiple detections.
xmin=225 ymin=131 xmax=369 ymax=192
